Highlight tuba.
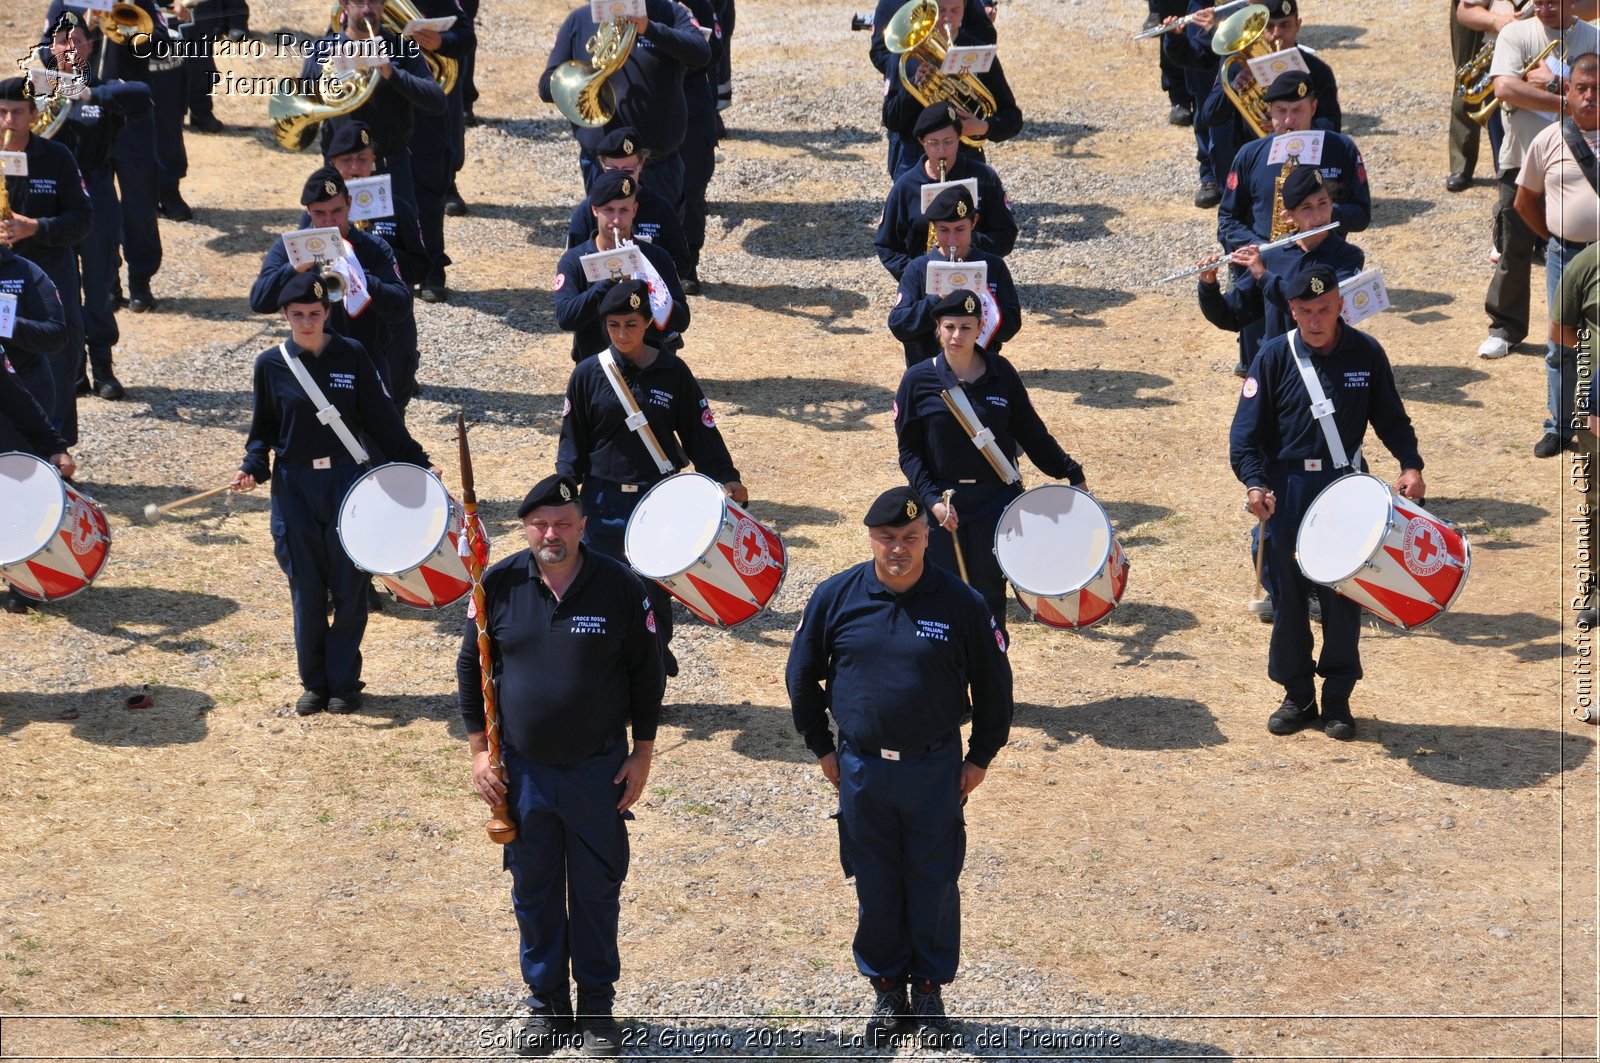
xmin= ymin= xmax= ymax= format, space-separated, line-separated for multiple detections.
xmin=884 ymin=0 xmax=997 ymax=150
xmin=93 ymin=3 xmax=156 ymax=49
xmin=325 ymin=0 xmax=459 ymax=95
xmin=1211 ymin=3 xmax=1272 ymax=139
xmin=550 ymin=17 xmax=638 ymax=127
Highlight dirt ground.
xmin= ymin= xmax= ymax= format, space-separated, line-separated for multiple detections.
xmin=0 ymin=0 xmax=1597 ymax=1059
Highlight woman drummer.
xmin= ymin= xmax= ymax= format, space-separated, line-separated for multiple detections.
xmin=232 ymin=272 xmax=434 ymax=716
xmin=893 ymin=289 xmax=1090 ymax=639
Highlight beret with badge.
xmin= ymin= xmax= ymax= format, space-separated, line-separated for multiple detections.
xmin=913 ymin=101 xmax=963 ymax=140
xmin=922 ymin=185 xmax=976 ymax=224
xmin=930 ymin=288 xmax=982 ymax=320
xmin=596 ymin=126 xmax=642 ymax=159
xmin=1279 ymin=165 xmax=1327 ymax=210
xmin=324 ymin=120 xmax=378 ymax=160
xmin=1284 ymin=261 xmax=1339 ymax=301
xmin=518 ymin=473 xmax=581 ymax=518
xmin=278 ymin=270 xmax=331 ymax=308
xmin=0 ymin=77 xmax=32 ymax=103
xmin=1272 ymin=0 xmax=1299 ymax=17
xmin=301 ymin=165 xmax=348 ymax=206
xmin=863 ymin=485 xmax=926 ymax=528
xmin=599 ymin=278 xmax=650 ymax=318
xmin=588 ymin=167 xmax=638 ymax=207
xmin=1265 ymin=70 xmax=1315 ymax=103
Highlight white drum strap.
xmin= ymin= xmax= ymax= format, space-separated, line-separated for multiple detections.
xmin=598 ymin=349 xmax=674 ymax=475
xmin=279 ymin=343 xmax=370 ymax=465
xmin=1286 ymin=330 xmax=1359 ymax=471
xmin=936 ymin=357 xmax=1021 ymax=484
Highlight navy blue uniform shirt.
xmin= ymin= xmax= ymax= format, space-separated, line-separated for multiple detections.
xmin=538 ymin=0 xmax=711 ymax=160
xmin=895 ymin=352 xmax=1083 ymax=512
xmin=876 ymin=155 xmax=1018 ymax=280
xmin=556 ymin=343 xmax=738 ymax=487
xmin=457 ymin=545 xmax=664 ymax=764
xmin=889 ymin=247 xmax=1020 ymax=365
xmin=240 ymin=333 xmax=427 ymax=482
xmin=0 ymin=360 xmax=66 ymax=457
xmin=1219 ymin=130 xmax=1370 ymax=250
xmin=554 ymin=237 xmax=690 ymax=362
xmin=566 ymin=185 xmax=692 ymax=277
xmin=788 ymin=560 xmax=1013 ymax=769
xmin=0 ymin=248 xmax=68 ymax=376
xmin=301 ymin=31 xmax=447 ymax=156
xmin=1199 ymin=232 xmax=1364 ymax=341
xmin=5 ymin=135 xmax=92 ymax=280
xmin=1229 ymin=324 xmax=1422 ymax=490
xmin=50 ymin=70 xmax=151 ymax=174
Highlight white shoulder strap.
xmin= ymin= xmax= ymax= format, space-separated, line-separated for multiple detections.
xmin=935 ymin=356 xmax=1022 ymax=484
xmin=597 ymin=348 xmax=675 ymax=475
xmin=279 ymin=343 xmax=370 ymax=465
xmin=1286 ymin=330 xmax=1359 ymax=471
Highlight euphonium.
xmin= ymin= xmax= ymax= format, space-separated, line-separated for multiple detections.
xmin=324 ymin=0 xmax=459 ymax=94
xmin=1211 ymin=3 xmax=1273 ymax=139
xmin=94 ymin=3 xmax=156 ymax=49
xmin=551 ymin=17 xmax=638 ymax=128
xmin=884 ymin=0 xmax=997 ymax=150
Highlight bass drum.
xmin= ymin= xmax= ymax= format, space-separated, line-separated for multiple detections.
xmin=0 ymin=451 xmax=111 ymax=602
xmin=994 ymin=483 xmax=1128 ymax=629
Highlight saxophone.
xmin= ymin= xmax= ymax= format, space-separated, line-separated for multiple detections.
xmin=1269 ymin=157 xmax=1297 ymax=242
xmin=0 ymin=129 xmax=13 ymax=249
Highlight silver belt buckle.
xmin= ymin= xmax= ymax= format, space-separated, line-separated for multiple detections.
xmin=313 ymin=457 xmax=332 ymax=470
xmin=620 ymin=483 xmax=639 ymax=493
xmin=1304 ymin=459 xmax=1322 ymax=472
xmin=958 ymin=479 xmax=978 ymax=484
xmin=880 ymin=748 xmax=901 ymax=761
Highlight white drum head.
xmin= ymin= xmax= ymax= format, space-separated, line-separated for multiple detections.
xmin=338 ymin=464 xmax=451 ymax=575
xmin=626 ymin=473 xmax=725 ymax=579
xmin=1297 ymin=473 xmax=1393 ymax=584
xmin=994 ymin=484 xmax=1112 ymax=596
xmin=0 ymin=452 xmax=66 ymax=565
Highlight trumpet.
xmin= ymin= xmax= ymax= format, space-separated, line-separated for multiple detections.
xmin=312 ymin=255 xmax=348 ymax=303
xmin=1133 ymin=0 xmax=1249 ymax=40
xmin=1456 ymin=0 xmax=1533 ymax=105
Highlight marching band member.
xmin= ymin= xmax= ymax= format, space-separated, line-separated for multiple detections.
xmin=404 ymin=0 xmax=474 ymax=303
xmin=1150 ymin=0 xmax=1223 ymax=206
xmin=868 ymin=0 xmax=996 ymax=175
xmin=538 ymin=0 xmax=711 ymax=212
xmin=0 ymin=238 xmax=69 ymax=416
xmin=556 ymin=278 xmax=746 ymax=676
xmin=250 ymin=166 xmax=415 ymax=406
xmin=0 ymin=76 xmax=92 ymax=445
xmin=1230 ymin=262 xmax=1425 ymax=741
xmin=459 ymin=472 xmax=663 ymax=1057
xmin=787 ymin=484 xmax=1012 ymax=1051
xmin=47 ymin=12 xmax=154 ymax=401
xmin=894 ymin=289 xmax=1087 ymax=638
xmin=888 ymin=185 xmax=1019 ymax=367
xmin=554 ymin=169 xmax=690 ymax=364
xmin=1217 ymin=71 xmax=1370 ymax=251
xmin=564 ymin=126 xmax=693 ymax=281
xmin=876 ymin=103 xmax=1018 ymax=282
xmin=1448 ymin=0 xmax=1516 ymax=193
xmin=232 ymin=271 xmax=433 ymax=717
xmin=676 ymin=0 xmax=723 ymax=293
xmin=0 ymin=359 xmax=74 ymax=615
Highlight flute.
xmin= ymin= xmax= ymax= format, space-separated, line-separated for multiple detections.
xmin=1156 ymin=221 xmax=1341 ymax=283
xmin=1133 ymin=0 xmax=1250 ymax=40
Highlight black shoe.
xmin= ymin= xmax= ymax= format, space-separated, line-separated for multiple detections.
xmin=1194 ymin=179 xmax=1221 ymax=208
xmin=909 ymin=980 xmax=962 ymax=1049
xmin=327 ymin=690 xmax=363 ymax=714
xmin=75 ymin=377 xmax=92 ymax=397
xmin=1233 ymin=359 xmax=1248 ymax=378
xmin=463 ymin=110 xmax=481 ymax=128
xmin=1578 ymin=607 xmax=1598 ymax=630
xmin=190 ymin=113 xmax=224 ymax=134
xmin=1534 ymin=432 xmax=1568 ymax=458
xmin=681 ymin=269 xmax=701 ymax=296
xmin=95 ymin=374 xmax=125 ymax=400
xmin=418 ymin=284 xmax=448 ymax=304
xmin=1142 ymin=9 xmax=1162 ymax=31
xmin=129 ymin=282 xmax=155 ymax=313
xmin=4 ymin=593 xmax=31 ymax=614
xmin=865 ymin=977 xmax=912 ymax=1045
xmin=443 ymin=194 xmax=468 ymax=217
xmin=576 ymin=992 xmax=623 ymax=1058
xmin=513 ymin=1005 xmax=564 ymax=1057
xmin=1322 ymin=702 xmax=1356 ymax=740
xmin=1267 ymin=694 xmax=1318 ymax=735
xmin=663 ymin=647 xmax=680 ymax=678
xmin=159 ymin=190 xmax=193 ymax=222
xmin=295 ymin=689 xmax=328 ymax=716
xmin=112 ymin=283 xmax=127 ymax=310
xmin=226 ymin=27 xmax=248 ymax=42
xmin=1445 ymin=171 xmax=1471 ymax=193
xmin=1168 ymin=103 xmax=1194 ymax=126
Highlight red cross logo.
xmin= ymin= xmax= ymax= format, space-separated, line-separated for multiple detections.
xmin=1413 ymin=530 xmax=1438 ymax=564
xmin=732 ymin=516 xmax=768 ymax=577
xmin=741 ymin=529 xmax=762 ymax=565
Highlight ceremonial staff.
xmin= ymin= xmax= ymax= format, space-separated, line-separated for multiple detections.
xmin=458 ymin=412 xmax=517 ymax=845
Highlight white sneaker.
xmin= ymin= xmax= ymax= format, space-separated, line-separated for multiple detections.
xmin=1478 ymin=335 xmax=1511 ymax=359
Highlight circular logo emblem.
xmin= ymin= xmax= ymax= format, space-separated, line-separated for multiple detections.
xmin=307 ymin=236 xmax=327 ymax=253
xmin=355 ymin=190 xmax=373 ymax=208
xmin=1242 ymin=376 xmax=1258 ymax=398
xmin=950 ymin=272 xmax=969 ymax=287
xmin=645 ymin=608 xmax=657 ymax=633
xmin=1401 ymin=517 xmax=1447 ymax=578
xmin=553 ymin=272 xmax=566 ymax=291
xmin=1287 ymin=137 xmax=1305 ymax=155
xmin=732 ymin=516 xmax=769 ymax=577
xmin=67 ymin=497 xmax=96 ymax=554
xmin=1354 ymin=291 xmax=1370 ymax=310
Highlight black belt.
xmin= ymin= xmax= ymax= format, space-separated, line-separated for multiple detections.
xmin=842 ymin=732 xmax=956 ymax=762
xmin=1554 ymin=235 xmax=1594 ymax=253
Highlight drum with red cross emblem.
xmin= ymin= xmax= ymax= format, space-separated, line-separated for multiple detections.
xmin=1296 ymin=472 xmax=1471 ymax=630
xmin=0 ymin=452 xmax=112 ymax=602
xmin=624 ymin=472 xmax=786 ymax=628
xmin=994 ymin=483 xmax=1129 ymax=630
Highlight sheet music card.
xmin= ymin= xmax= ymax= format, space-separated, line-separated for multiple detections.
xmin=941 ymin=46 xmax=996 ymax=76
xmin=926 ymin=260 xmax=988 ymax=298
xmin=1339 ymin=268 xmax=1389 ymax=326
xmin=1245 ymin=46 xmax=1309 ymax=88
xmin=1267 ymin=129 xmax=1324 ymax=165
xmin=282 ymin=227 xmax=345 ymax=270
xmin=65 ymin=0 xmax=115 ymax=11
xmin=591 ymin=0 xmax=645 ymax=20
xmin=580 ymin=246 xmax=645 ymax=282
xmin=0 ymin=293 xmax=16 ymax=340
xmin=402 ymin=16 xmax=457 ymax=35
xmin=919 ymin=178 xmax=980 ymax=213
xmin=0 ymin=152 xmax=27 ymax=178
xmin=347 ymin=175 xmax=394 ymax=221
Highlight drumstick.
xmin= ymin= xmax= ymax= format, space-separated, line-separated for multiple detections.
xmin=1249 ymin=515 xmax=1271 ymax=614
xmin=143 ymin=482 xmax=234 ymax=523
xmin=941 ymin=488 xmax=970 ymax=584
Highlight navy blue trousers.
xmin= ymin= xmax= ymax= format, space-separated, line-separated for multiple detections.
xmin=33 ymin=252 xmax=82 ymax=446
xmin=80 ymin=167 xmax=122 ymax=356
xmin=926 ymin=481 xmax=1018 ymax=639
xmin=270 ymin=462 xmax=369 ymax=694
xmin=578 ymin=477 xmax=675 ymax=662
xmin=150 ymin=64 xmax=189 ymax=189
xmin=113 ymin=116 xmax=162 ymax=284
xmin=679 ymin=115 xmax=717 ymax=271
xmin=503 ymin=737 xmax=631 ymax=1007
xmin=1263 ymin=468 xmax=1364 ymax=706
xmin=839 ymin=738 xmax=965 ymax=985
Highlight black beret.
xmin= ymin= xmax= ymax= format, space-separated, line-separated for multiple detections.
xmin=599 ymin=278 xmax=650 ymax=318
xmin=1265 ymin=70 xmax=1315 ymax=103
xmin=300 ymin=165 xmax=348 ymax=206
xmin=0 ymin=77 xmax=32 ymax=103
xmin=1279 ymin=165 xmax=1326 ymax=209
xmin=1284 ymin=261 xmax=1340 ymax=301
xmin=588 ymin=167 xmax=638 ymax=206
xmin=51 ymin=10 xmax=88 ymax=36
xmin=595 ymin=126 xmax=642 ymax=158
xmin=1270 ymin=0 xmax=1299 ymax=17
xmin=931 ymin=288 xmax=982 ymax=319
xmin=913 ymin=101 xmax=962 ymax=140
xmin=324 ymin=120 xmax=377 ymax=160
xmin=518 ymin=473 xmax=580 ymax=518
xmin=863 ymin=485 xmax=927 ymax=528
xmin=923 ymin=185 xmax=976 ymax=223
xmin=277 ymin=270 xmax=331 ymax=308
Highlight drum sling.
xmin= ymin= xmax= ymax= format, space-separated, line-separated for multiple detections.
xmin=280 ymin=343 xmax=371 ymax=465
xmin=933 ymin=354 xmax=1022 ymax=485
xmin=1286 ymin=329 xmax=1362 ymax=473
xmin=598 ymin=348 xmax=675 ymax=476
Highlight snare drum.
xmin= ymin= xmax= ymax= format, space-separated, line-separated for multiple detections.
xmin=1296 ymin=472 xmax=1471 ymax=630
xmin=994 ymin=484 xmax=1128 ymax=629
xmin=337 ymin=463 xmax=472 ymax=609
xmin=624 ymin=472 xmax=786 ymax=628
xmin=0 ymin=451 xmax=111 ymax=602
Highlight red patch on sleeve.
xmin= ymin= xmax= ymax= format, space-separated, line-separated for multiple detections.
xmin=701 ymin=407 xmax=716 ymax=428
xmin=1226 ymin=171 xmax=1239 ymax=190
xmin=645 ymin=609 xmax=657 ymax=633
xmin=1356 ymin=155 xmax=1367 ymax=183
xmin=553 ymin=272 xmax=566 ymax=291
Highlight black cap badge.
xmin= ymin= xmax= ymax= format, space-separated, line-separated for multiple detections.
xmin=559 ymin=481 xmax=573 ymax=502
xmin=1280 ymin=0 xmax=1290 ymax=12
xmin=963 ymin=294 xmax=976 ymax=314
xmin=1309 ymin=276 xmax=1326 ymax=296
xmin=955 ymin=200 xmax=968 ymax=218
xmin=628 ymin=291 xmax=641 ymax=310
xmin=905 ymin=499 xmax=918 ymax=519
